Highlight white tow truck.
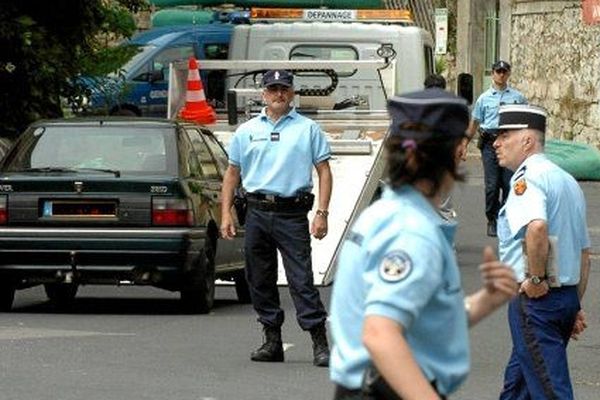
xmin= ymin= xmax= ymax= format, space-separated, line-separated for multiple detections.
xmin=167 ymin=7 xmax=435 ymax=284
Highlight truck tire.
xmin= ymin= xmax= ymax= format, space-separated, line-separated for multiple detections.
xmin=0 ymin=283 xmax=16 ymax=312
xmin=44 ymin=283 xmax=79 ymax=307
xmin=234 ymin=270 xmax=251 ymax=304
xmin=180 ymin=243 xmax=215 ymax=314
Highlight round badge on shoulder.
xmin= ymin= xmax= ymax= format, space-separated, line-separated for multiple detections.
xmin=379 ymin=250 xmax=413 ymax=282
xmin=513 ymin=178 xmax=527 ymax=195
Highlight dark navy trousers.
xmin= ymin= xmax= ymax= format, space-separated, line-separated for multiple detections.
xmin=481 ymin=137 xmax=512 ymax=222
xmin=500 ymin=287 xmax=580 ymax=400
xmin=244 ymin=207 xmax=327 ymax=331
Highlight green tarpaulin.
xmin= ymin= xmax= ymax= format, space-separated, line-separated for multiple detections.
xmin=545 ymin=139 xmax=600 ymax=181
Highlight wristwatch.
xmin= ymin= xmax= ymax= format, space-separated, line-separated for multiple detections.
xmin=315 ymin=209 xmax=329 ymax=218
xmin=529 ymin=275 xmax=545 ymax=285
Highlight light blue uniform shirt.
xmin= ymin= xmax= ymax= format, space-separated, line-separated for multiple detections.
xmin=330 ymin=186 xmax=469 ymax=396
xmin=227 ymin=107 xmax=331 ymax=197
xmin=472 ymin=85 xmax=527 ymax=130
xmin=497 ymin=154 xmax=590 ymax=284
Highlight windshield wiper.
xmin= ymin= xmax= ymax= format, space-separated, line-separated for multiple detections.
xmin=75 ymin=168 xmax=121 ymax=177
xmin=20 ymin=167 xmax=79 ymax=173
xmin=18 ymin=167 xmax=121 ymax=177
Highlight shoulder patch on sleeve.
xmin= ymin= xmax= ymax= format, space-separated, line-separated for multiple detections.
xmin=513 ymin=178 xmax=527 ymax=196
xmin=379 ymin=250 xmax=413 ymax=282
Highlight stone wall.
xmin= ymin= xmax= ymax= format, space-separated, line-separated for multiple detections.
xmin=509 ymin=1 xmax=600 ymax=145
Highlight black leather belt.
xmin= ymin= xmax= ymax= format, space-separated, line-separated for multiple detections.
xmin=246 ymin=192 xmax=313 ymax=213
xmin=246 ymin=192 xmax=302 ymax=204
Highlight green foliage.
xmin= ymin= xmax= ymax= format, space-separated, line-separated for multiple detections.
xmin=0 ymin=0 xmax=148 ymax=137
xmin=435 ymin=56 xmax=447 ymax=74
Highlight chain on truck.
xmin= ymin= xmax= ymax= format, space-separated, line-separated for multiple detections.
xmin=168 ymin=6 xmax=436 ymax=285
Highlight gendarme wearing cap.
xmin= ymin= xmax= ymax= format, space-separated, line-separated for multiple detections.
xmin=492 ymin=60 xmax=511 ymax=72
xmin=387 ymin=87 xmax=470 ymax=139
xmin=262 ymin=69 xmax=294 ymax=88
xmin=498 ymin=104 xmax=547 ymax=133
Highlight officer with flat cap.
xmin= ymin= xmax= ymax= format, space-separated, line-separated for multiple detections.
xmin=467 ymin=60 xmax=528 ymax=237
xmin=220 ymin=69 xmax=332 ymax=367
xmin=493 ymin=104 xmax=591 ymax=399
xmin=329 ymin=88 xmax=518 ymax=399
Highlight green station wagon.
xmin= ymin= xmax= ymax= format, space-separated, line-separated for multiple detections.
xmin=0 ymin=118 xmax=248 ymax=313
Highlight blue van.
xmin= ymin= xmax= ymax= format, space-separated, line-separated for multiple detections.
xmin=81 ymin=24 xmax=232 ymax=117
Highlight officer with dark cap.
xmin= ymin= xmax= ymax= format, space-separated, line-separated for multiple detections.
xmin=493 ymin=104 xmax=591 ymax=399
xmin=329 ymin=88 xmax=518 ymax=399
xmin=220 ymin=69 xmax=332 ymax=367
xmin=467 ymin=60 xmax=527 ymax=237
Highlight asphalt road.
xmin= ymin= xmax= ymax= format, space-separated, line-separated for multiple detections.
xmin=1 ymin=158 xmax=599 ymax=400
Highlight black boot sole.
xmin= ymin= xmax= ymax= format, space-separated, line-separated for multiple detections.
xmin=250 ymin=354 xmax=284 ymax=362
xmin=313 ymin=353 xmax=329 ymax=367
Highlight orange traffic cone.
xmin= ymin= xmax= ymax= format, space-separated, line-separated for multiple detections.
xmin=179 ymin=57 xmax=216 ymax=125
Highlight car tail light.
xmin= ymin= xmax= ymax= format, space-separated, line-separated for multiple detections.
xmin=152 ymin=198 xmax=193 ymax=226
xmin=0 ymin=195 xmax=6 ymax=225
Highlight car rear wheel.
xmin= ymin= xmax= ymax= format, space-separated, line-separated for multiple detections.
xmin=44 ymin=283 xmax=79 ymax=307
xmin=180 ymin=243 xmax=215 ymax=314
xmin=0 ymin=283 xmax=16 ymax=312
xmin=234 ymin=270 xmax=251 ymax=304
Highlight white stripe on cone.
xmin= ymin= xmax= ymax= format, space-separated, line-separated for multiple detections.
xmin=186 ymin=90 xmax=206 ymax=102
xmin=188 ymin=69 xmax=200 ymax=81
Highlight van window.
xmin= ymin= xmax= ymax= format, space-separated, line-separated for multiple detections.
xmin=117 ymin=45 xmax=154 ymax=77
xmin=152 ymin=45 xmax=195 ymax=81
xmin=203 ymin=43 xmax=229 ymax=107
xmin=204 ymin=44 xmax=228 ymax=60
xmin=290 ymin=45 xmax=357 ymax=77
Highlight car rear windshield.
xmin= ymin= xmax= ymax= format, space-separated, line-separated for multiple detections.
xmin=2 ymin=125 xmax=178 ymax=175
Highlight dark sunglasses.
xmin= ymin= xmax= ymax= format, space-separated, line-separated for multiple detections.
xmin=494 ymin=68 xmax=509 ymax=74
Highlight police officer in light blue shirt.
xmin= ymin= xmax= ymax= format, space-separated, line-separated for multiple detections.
xmin=329 ymin=88 xmax=518 ymax=400
xmin=494 ymin=104 xmax=591 ymax=400
xmin=228 ymin=103 xmax=329 ymax=198
xmin=221 ymin=70 xmax=333 ymax=367
xmin=468 ymin=60 xmax=527 ymax=237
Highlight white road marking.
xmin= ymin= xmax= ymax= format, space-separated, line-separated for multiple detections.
xmin=0 ymin=327 xmax=135 ymax=340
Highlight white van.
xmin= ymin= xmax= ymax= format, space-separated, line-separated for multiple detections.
xmin=226 ymin=8 xmax=435 ymax=110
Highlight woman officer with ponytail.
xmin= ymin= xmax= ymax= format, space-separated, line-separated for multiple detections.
xmin=329 ymin=88 xmax=519 ymax=400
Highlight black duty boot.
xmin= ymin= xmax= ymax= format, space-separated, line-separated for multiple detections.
xmin=251 ymin=326 xmax=284 ymax=362
xmin=487 ymin=220 xmax=497 ymax=237
xmin=310 ymin=323 xmax=330 ymax=367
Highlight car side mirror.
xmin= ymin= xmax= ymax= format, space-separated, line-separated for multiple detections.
xmin=457 ymin=73 xmax=473 ymax=105
xmin=149 ymin=70 xmax=164 ymax=83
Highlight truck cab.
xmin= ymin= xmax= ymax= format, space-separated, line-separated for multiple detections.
xmin=226 ymin=8 xmax=435 ymax=110
xmin=82 ymin=24 xmax=232 ymax=117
